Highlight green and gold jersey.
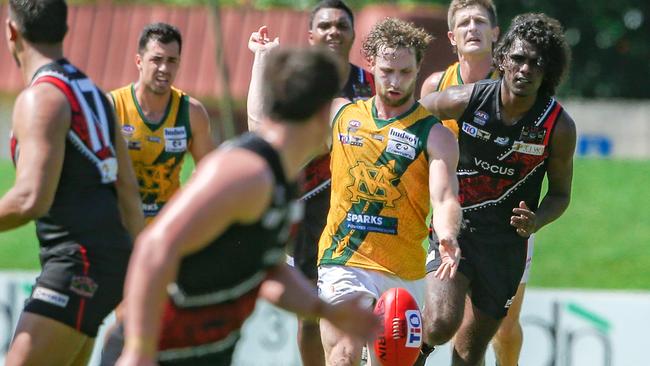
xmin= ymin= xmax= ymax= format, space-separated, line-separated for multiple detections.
xmin=110 ymin=84 xmax=192 ymax=222
xmin=318 ymin=97 xmax=440 ymax=280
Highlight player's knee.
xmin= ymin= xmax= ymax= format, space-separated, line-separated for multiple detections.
xmin=326 ymin=345 xmax=361 ymax=366
xmin=423 ymin=312 xmax=460 ymax=345
xmin=495 ymin=318 xmax=522 ymax=343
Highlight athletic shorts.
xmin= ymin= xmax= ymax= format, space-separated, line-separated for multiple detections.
xmin=24 ymin=242 xmax=130 ymax=337
xmin=292 ymin=186 xmax=330 ymax=279
xmin=100 ymin=323 xmax=237 ymax=366
xmin=317 ymin=265 xmax=425 ymax=310
xmin=425 ymin=230 xmax=526 ymax=319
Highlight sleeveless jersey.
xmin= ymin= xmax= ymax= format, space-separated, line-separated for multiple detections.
xmin=318 ymin=98 xmax=439 ymax=280
xmin=301 ymin=63 xmax=374 ymax=200
xmin=110 ymin=84 xmax=192 ymax=220
xmin=457 ymin=79 xmax=563 ymax=238
xmin=10 ymin=59 xmax=131 ymax=252
xmin=436 ymin=62 xmax=498 ymax=138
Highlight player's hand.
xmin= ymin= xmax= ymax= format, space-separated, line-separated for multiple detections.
xmin=248 ymin=26 xmax=280 ymax=53
xmin=434 ymin=236 xmax=461 ymax=280
xmin=115 ymin=350 xmax=158 ymax=366
xmin=511 ymin=201 xmax=537 ymax=237
xmin=321 ymin=295 xmax=381 ymax=341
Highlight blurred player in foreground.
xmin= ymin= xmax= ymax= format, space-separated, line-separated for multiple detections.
xmin=110 ymin=47 xmax=379 ymax=366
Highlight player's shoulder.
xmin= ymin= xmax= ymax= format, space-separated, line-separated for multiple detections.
xmin=421 ymin=70 xmax=446 ymax=96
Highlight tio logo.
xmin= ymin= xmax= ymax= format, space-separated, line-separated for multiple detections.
xmin=405 ymin=310 xmax=422 ymax=348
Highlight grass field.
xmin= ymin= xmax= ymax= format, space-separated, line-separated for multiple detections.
xmin=0 ymin=158 xmax=648 ymax=289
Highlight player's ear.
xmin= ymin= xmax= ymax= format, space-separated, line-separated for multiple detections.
xmin=308 ymin=30 xmax=315 ymax=46
xmin=492 ymin=26 xmax=500 ymax=43
xmin=135 ymin=52 xmax=142 ymax=71
xmin=447 ymin=30 xmax=456 ymax=46
xmin=6 ymin=19 xmax=18 ymax=42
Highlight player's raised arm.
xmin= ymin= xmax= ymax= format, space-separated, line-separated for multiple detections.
xmin=0 ymin=85 xmax=69 ymax=231
xmin=427 ymin=123 xmax=462 ymax=279
xmin=419 ymin=83 xmax=473 ymax=121
xmin=247 ymin=26 xmax=280 ymax=131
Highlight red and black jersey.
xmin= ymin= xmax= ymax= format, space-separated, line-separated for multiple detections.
xmin=301 ymin=63 xmax=374 ymax=200
xmin=457 ymin=79 xmax=563 ymax=235
xmin=10 ymin=59 xmax=131 ymax=253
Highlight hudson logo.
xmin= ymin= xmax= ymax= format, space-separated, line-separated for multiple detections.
xmin=388 ymin=127 xmax=418 ymax=147
xmin=405 ymin=310 xmax=423 ymax=347
xmin=348 ymin=161 xmax=402 ymax=207
xmin=474 ymin=158 xmax=515 ymax=176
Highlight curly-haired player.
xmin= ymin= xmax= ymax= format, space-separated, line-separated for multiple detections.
xmin=418 ymin=13 xmax=575 ymax=365
xmin=315 ymin=18 xmax=462 ymax=365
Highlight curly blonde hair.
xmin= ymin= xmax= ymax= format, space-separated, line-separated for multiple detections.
xmin=362 ymin=18 xmax=433 ymax=64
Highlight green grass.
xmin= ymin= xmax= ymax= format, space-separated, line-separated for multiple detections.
xmin=1 ymin=159 xmax=649 ymax=290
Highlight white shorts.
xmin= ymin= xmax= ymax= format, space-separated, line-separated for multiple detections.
xmin=520 ymin=235 xmax=535 ymax=284
xmin=317 ymin=265 xmax=426 ymax=310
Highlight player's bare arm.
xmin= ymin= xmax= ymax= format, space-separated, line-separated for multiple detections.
xmin=247 ymin=26 xmax=280 ymax=131
xmin=419 ymin=83 xmax=473 ymax=121
xmin=420 ymin=70 xmax=445 ymax=98
xmin=188 ymin=97 xmax=216 ymax=161
xmin=113 ymin=117 xmax=145 ymax=239
xmin=510 ymin=112 xmax=577 ymax=237
xmin=427 ymin=123 xmax=462 ymax=279
xmin=0 ymin=84 xmax=69 ymax=231
xmin=118 ymin=148 xmax=274 ymax=363
xmin=259 ymin=263 xmax=379 ymax=341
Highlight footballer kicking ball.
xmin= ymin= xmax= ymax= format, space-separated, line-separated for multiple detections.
xmin=373 ymin=287 xmax=423 ymax=366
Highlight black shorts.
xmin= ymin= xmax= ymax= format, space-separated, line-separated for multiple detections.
xmin=100 ymin=323 xmax=237 ymax=366
xmin=426 ymin=229 xmax=527 ymax=319
xmin=293 ymin=186 xmax=330 ymax=279
xmin=24 ymin=242 xmax=130 ymax=337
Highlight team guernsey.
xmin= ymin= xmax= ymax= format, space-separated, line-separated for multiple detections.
xmin=434 ymin=62 xmax=498 ymax=137
xmin=10 ymin=59 xmax=131 ymax=336
xmin=110 ymin=84 xmax=192 ymax=221
xmin=318 ymin=98 xmax=439 ymax=280
xmin=457 ymin=79 xmax=563 ymax=235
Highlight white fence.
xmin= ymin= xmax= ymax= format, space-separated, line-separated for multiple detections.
xmin=1 ymin=272 xmax=649 ymax=365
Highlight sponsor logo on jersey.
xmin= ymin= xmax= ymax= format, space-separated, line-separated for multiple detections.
xmin=388 ymin=127 xmax=418 ymax=147
xmin=462 ymin=122 xmax=491 ymax=140
xmin=504 ymin=295 xmax=516 ymax=309
xmin=519 ymin=126 xmax=547 ymax=144
xmin=405 ymin=310 xmax=423 ymax=347
xmin=474 ymin=158 xmax=515 ymax=176
xmin=70 ymin=275 xmax=98 ymax=298
xmin=494 ymin=136 xmax=510 ymax=146
xmin=127 ymin=140 xmax=141 ymax=151
xmin=462 ymin=122 xmax=478 ymax=137
xmin=371 ymin=134 xmax=384 ymax=142
xmin=386 ymin=140 xmax=416 ymax=160
xmin=142 ymin=203 xmax=160 ymax=215
xmin=122 ymin=124 xmax=135 ymax=135
xmin=348 ymin=120 xmax=362 ymax=128
xmin=345 ymin=213 xmax=398 ymax=234
xmin=473 ymin=110 xmax=489 ymax=126
xmin=512 ymin=141 xmax=545 ymax=156
xmin=147 ymin=136 xmax=161 ymax=143
xmin=164 ymin=127 xmax=187 ymax=153
xmin=33 ymin=286 xmax=69 ymax=308
xmin=339 ymin=134 xmax=364 ymax=147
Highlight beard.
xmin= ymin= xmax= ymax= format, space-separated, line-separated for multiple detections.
xmin=377 ymin=81 xmax=416 ymax=108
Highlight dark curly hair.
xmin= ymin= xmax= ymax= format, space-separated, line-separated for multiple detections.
xmin=494 ymin=13 xmax=571 ymax=96
xmin=362 ymin=17 xmax=433 ymax=64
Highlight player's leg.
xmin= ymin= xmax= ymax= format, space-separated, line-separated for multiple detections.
xmin=70 ymin=336 xmax=97 ymax=366
xmin=492 ymin=235 xmax=533 ymax=366
xmin=452 ymin=302 xmax=502 ymax=366
xmin=491 ymin=284 xmax=525 ymax=366
xmin=6 ymin=312 xmax=92 ymax=366
xmin=296 ymin=189 xmax=330 ymax=366
xmin=318 ymin=265 xmax=377 ymax=366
